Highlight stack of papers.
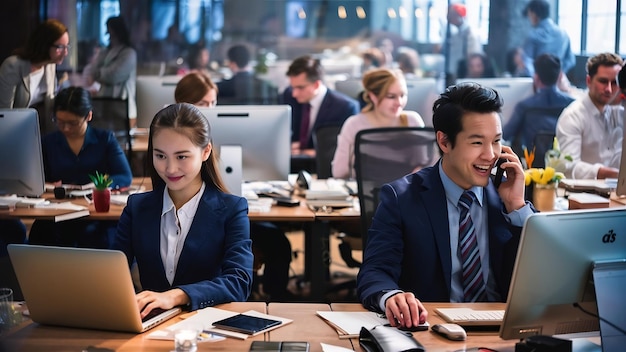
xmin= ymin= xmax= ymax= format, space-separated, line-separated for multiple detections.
xmin=305 ymin=179 xmax=353 ymax=208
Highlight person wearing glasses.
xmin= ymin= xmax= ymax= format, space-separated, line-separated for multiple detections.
xmin=28 ymin=87 xmax=132 ymax=249
xmin=86 ymin=16 xmax=138 ymax=128
xmin=0 ymin=19 xmax=69 ymax=135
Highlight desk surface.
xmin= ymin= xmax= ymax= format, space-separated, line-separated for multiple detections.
xmin=1 ymin=302 xmax=267 ymax=352
xmin=2 ymin=302 xmax=525 ymax=352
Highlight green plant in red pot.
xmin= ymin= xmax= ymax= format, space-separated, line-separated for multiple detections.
xmin=89 ymin=171 xmax=113 ymax=212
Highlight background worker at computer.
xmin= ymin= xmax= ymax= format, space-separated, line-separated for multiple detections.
xmin=556 ymin=52 xmax=624 ymax=179
xmin=357 ymin=83 xmax=536 ymax=329
xmin=503 ymin=53 xmax=575 ymax=159
xmin=28 ymin=86 xmax=133 ymax=248
xmin=280 ymin=56 xmax=359 ymax=159
xmin=216 ymin=44 xmax=278 ymax=105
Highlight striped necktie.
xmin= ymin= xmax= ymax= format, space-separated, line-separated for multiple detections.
xmin=458 ymin=190 xmax=487 ymax=302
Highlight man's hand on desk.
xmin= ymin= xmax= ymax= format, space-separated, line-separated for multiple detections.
xmin=291 ymin=142 xmax=316 ymax=157
xmin=384 ymin=292 xmax=428 ymax=329
xmin=597 ymin=166 xmax=619 ymax=180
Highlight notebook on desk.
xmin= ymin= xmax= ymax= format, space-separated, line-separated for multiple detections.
xmin=7 ymin=244 xmax=181 ymax=333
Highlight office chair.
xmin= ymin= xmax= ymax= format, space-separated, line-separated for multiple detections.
xmin=354 ymin=127 xmax=438 ymax=248
xmin=89 ymin=97 xmax=132 ymax=162
xmin=532 ymin=131 xmax=557 ymax=169
xmin=312 ymin=125 xmax=342 ymax=179
xmin=509 ymin=106 xmax=564 ymax=163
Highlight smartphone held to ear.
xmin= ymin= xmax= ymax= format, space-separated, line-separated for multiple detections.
xmin=492 ymin=158 xmax=506 ymax=188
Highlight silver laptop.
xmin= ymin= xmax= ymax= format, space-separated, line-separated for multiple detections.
xmin=7 ymin=244 xmax=181 ymax=333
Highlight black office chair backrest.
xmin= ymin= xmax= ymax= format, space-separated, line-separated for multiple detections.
xmin=354 ymin=127 xmax=438 ymax=247
xmin=312 ymin=125 xmax=342 ymax=179
xmin=89 ymin=97 xmax=131 ymax=160
xmin=510 ymin=106 xmax=565 ymax=162
xmin=532 ymin=131 xmax=556 ymax=168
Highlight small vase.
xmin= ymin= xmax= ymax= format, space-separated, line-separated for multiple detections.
xmin=92 ymin=188 xmax=111 ymax=212
xmin=532 ymin=183 xmax=556 ymax=212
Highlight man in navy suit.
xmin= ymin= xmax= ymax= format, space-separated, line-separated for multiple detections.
xmin=217 ymin=44 xmax=278 ymax=105
xmin=280 ymin=56 xmax=359 ymax=156
xmin=357 ymin=82 xmax=536 ymax=329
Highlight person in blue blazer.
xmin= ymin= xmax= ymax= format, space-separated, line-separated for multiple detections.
xmin=113 ymin=103 xmax=253 ymax=319
xmin=357 ymin=82 xmax=536 ymax=330
xmin=280 ymin=56 xmax=359 ymax=154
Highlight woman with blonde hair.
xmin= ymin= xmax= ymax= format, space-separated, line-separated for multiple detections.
xmin=332 ymin=68 xmax=425 ymax=179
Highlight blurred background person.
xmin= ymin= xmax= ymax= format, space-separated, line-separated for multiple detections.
xmin=332 ymin=68 xmax=425 ymax=179
xmin=174 ymin=71 xmax=218 ymax=108
xmin=360 ymin=47 xmax=386 ymax=74
xmin=0 ymin=19 xmax=69 ymax=135
xmin=396 ymin=47 xmax=423 ymax=79
xmin=217 ymin=44 xmax=278 ymax=105
xmin=87 ymin=16 xmax=137 ymax=127
xmin=28 ymin=86 xmax=132 ymax=248
xmin=522 ymin=0 xmax=575 ymax=92
xmin=442 ymin=3 xmax=483 ymax=86
xmin=457 ymin=53 xmax=496 ymax=79
xmin=504 ymin=47 xmax=531 ymax=77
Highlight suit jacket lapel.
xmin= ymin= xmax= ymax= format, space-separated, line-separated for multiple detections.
xmin=416 ymin=165 xmax=454 ymax=293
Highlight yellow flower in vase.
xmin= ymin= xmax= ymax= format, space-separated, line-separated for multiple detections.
xmin=524 ymin=166 xmax=565 ymax=186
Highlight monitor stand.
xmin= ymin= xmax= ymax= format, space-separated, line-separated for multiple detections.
xmin=219 ymin=145 xmax=243 ymax=196
xmin=590 ymin=260 xmax=626 ymax=352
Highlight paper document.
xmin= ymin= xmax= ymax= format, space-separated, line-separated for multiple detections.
xmin=316 ymin=311 xmax=389 ymax=339
xmin=147 ymin=307 xmax=292 ymax=340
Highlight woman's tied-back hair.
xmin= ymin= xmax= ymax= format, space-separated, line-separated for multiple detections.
xmin=432 ymin=82 xmax=502 ymax=150
xmin=360 ymin=68 xmax=406 ymax=112
xmin=54 ymin=86 xmax=93 ymax=118
xmin=15 ymin=19 xmax=68 ymax=63
xmin=174 ymin=71 xmax=218 ymax=104
xmin=147 ymin=103 xmax=228 ymax=193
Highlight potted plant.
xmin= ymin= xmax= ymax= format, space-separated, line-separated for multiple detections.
xmin=89 ymin=171 xmax=113 ymax=212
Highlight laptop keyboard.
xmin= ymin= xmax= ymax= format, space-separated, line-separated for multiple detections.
xmin=435 ymin=308 xmax=504 ymax=325
xmin=142 ymin=308 xmax=167 ymax=322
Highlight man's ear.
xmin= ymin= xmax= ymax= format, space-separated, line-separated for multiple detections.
xmin=437 ymin=131 xmax=451 ymax=153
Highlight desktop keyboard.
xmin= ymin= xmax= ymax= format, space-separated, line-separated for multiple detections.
xmin=435 ymin=308 xmax=504 ymax=326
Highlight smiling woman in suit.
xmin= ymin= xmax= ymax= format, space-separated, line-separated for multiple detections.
xmin=112 ymin=103 xmax=253 ymax=319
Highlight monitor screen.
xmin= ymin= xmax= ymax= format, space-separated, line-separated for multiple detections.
xmin=0 ymin=109 xmax=45 ymax=197
xmin=135 ymin=75 xmax=180 ymax=128
xmin=616 ymin=126 xmax=626 ymax=196
xmin=404 ymin=78 xmax=440 ymax=127
xmin=198 ymin=105 xmax=292 ymax=181
xmin=456 ymin=77 xmax=534 ymax=127
xmin=500 ymin=208 xmax=626 ymax=340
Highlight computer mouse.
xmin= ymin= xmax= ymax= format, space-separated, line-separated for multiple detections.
xmin=431 ymin=323 xmax=467 ymax=341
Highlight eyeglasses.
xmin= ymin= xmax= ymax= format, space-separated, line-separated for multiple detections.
xmin=51 ymin=115 xmax=86 ymax=128
xmin=51 ymin=44 xmax=71 ymax=52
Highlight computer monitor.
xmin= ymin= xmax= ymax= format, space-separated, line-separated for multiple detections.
xmin=500 ymin=208 xmax=626 ymax=340
xmin=198 ymin=105 xmax=292 ymax=181
xmin=404 ymin=78 xmax=440 ymax=127
xmin=135 ymin=75 xmax=180 ymax=128
xmin=616 ymin=127 xmax=626 ymax=196
xmin=456 ymin=77 xmax=534 ymax=127
xmin=0 ymin=109 xmax=45 ymax=197
xmin=334 ymin=78 xmax=364 ymax=100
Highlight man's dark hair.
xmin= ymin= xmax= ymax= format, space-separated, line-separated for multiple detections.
xmin=432 ymin=82 xmax=502 ymax=150
xmin=524 ymin=0 xmax=550 ymax=20
xmin=534 ymin=54 xmax=561 ymax=86
xmin=227 ymin=44 xmax=250 ymax=69
xmin=586 ymin=52 xmax=623 ymax=78
xmin=286 ymin=55 xmax=324 ymax=82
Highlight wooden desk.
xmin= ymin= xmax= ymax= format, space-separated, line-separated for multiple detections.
xmin=267 ymin=303 xmax=354 ymax=351
xmin=331 ymin=302 xmax=517 ymax=351
xmin=1 ymin=302 xmax=267 ymax=352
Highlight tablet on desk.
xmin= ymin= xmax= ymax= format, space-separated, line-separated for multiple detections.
xmin=213 ymin=314 xmax=282 ymax=335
